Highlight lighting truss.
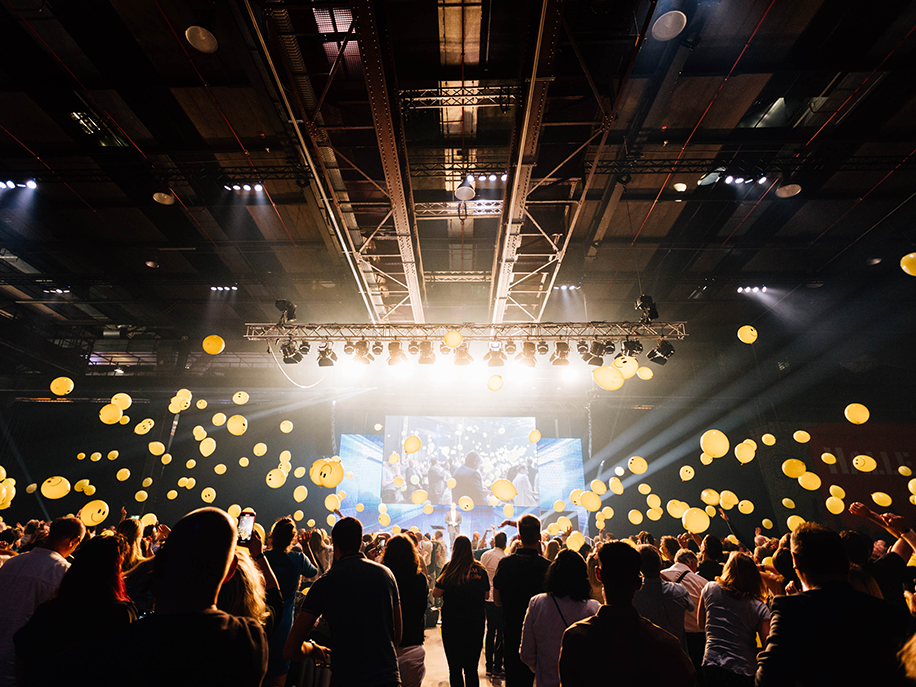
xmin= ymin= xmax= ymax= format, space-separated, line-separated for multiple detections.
xmin=245 ymin=321 xmax=687 ymax=343
xmin=400 ymin=85 xmax=521 ymax=111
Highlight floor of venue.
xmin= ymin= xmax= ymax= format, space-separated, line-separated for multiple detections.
xmin=422 ymin=627 xmax=502 ymax=687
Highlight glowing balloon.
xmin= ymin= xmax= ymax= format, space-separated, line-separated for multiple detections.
xmin=75 ymin=479 xmax=89 ymax=492
xmin=830 ymin=485 xmax=846 ymax=499
xmin=232 ymin=391 xmax=249 ymax=405
xmin=762 ymin=518 xmax=773 ymax=529
xmin=77 ymin=453 xmax=85 ymax=461
xmin=615 ymin=467 xmax=625 ymax=476
xmin=734 ymin=443 xmax=755 ymax=464
xmin=844 ymin=403 xmax=869 ymax=425
xmin=682 ymin=507 xmax=710 ymax=534
xmin=422 ymin=504 xmax=433 ymax=515
xmin=591 ymin=479 xmax=608 ymax=495
xmin=782 ymin=498 xmax=795 ymax=509
xmin=667 ymin=500 xmax=688 ymax=519
xmin=266 ymin=469 xmax=287 ymax=489
xmin=601 ymin=506 xmax=614 ymax=519
xmin=636 ymin=366 xmax=654 ymax=380
xmin=253 ymin=443 xmax=267 ymax=457
xmin=628 ymin=456 xmax=648 ymax=475
xmin=410 ymin=490 xmax=428 ymax=505
xmin=872 ymin=492 xmax=892 ymax=508
xmin=196 ymin=400 xmax=208 ymax=409
xmin=782 ymin=459 xmax=806 ymax=479
xmin=404 ymin=436 xmax=421 ymax=454
xmin=176 ymin=388 xmax=192 ymax=400
xmin=569 ymin=489 xmax=584 ymax=505
xmin=826 ymin=496 xmax=845 ymax=515
xmin=487 ymin=375 xmax=504 ymax=392
xmin=458 ymin=496 xmax=474 ymax=511
xmin=547 ymin=523 xmax=560 ymax=536
xmin=738 ymin=499 xmax=754 ymax=515
xmin=50 ymin=377 xmax=74 ymax=396
xmin=567 ymin=531 xmax=586 ymax=551
xmin=99 ymin=404 xmax=123 ymax=425
xmin=279 ymin=420 xmax=294 ymax=434
xmin=898 ymin=251 xmax=916 ymax=276
xmin=90 ymin=452 xmax=102 ymax=462
xmin=119 ymin=416 xmax=130 ymax=425
xmin=178 ymin=477 xmax=189 ymax=488
xmin=116 ymin=468 xmax=131 ymax=482
xmin=239 ymin=457 xmax=249 ymax=467
xmin=503 ymin=504 xmax=514 ymax=518
xmin=793 ymin=430 xmax=811 ymax=444
xmin=679 ymin=465 xmax=695 ymax=481
xmin=212 ymin=413 xmax=226 ymax=427
xmin=378 ymin=513 xmax=391 ymax=527
xmin=293 ymin=510 xmax=303 ymax=522
xmin=111 ymin=393 xmax=132 ymax=410
xmin=491 ymin=479 xmax=517 ymax=501
xmin=199 ymin=437 xmax=216 ymax=457
xmin=528 ymin=430 xmax=542 ymax=444
xmin=646 ymin=494 xmax=661 ymax=509
xmin=443 ymin=330 xmax=463 ymax=348
xmin=202 ymin=335 xmax=225 ymax=355
xmin=227 ymin=415 xmax=248 ymax=436
xmin=289 ymin=485 xmax=308 ymax=503
xmin=80 ymin=500 xmax=110 ymax=527
xmin=700 ymin=453 xmax=714 ymax=466
xmin=787 ymin=515 xmax=805 ymax=532
xmin=214 ymin=463 xmax=227 ymax=475
xmin=25 ymin=483 xmax=37 ymax=494
xmin=899 ymin=466 xmax=913 ymax=477
xmin=447 ymin=478 xmax=457 ymax=489
xmin=580 ymin=491 xmax=601 ymax=512
xmin=557 ymin=516 xmax=573 ymax=532
xmin=592 ymin=366 xmax=625 ymax=391
xmin=628 ymin=509 xmax=644 ymax=525
xmin=737 ymin=325 xmax=758 ymax=344
xmin=394 ymin=476 xmax=404 ymax=487
xmin=852 ymin=454 xmax=877 ymax=472
xmin=798 ymin=472 xmax=821 ymax=491
xmin=613 ymin=356 xmax=639 ymax=379
xmin=700 ymin=430 xmax=729 ymax=458
xmin=294 ymin=467 xmax=306 ymax=479
xmin=186 ymin=459 xmax=197 ymax=469
xmin=84 ymin=485 xmax=96 ymax=496
xmin=762 ymin=433 xmax=776 ymax=446
xmin=186 ymin=477 xmax=196 ymax=489
xmin=201 ymin=487 xmax=216 ymax=503
xmin=637 ymin=483 xmax=652 ymax=495
xmin=321 ymin=461 xmax=345 ymax=489
xmin=135 ymin=490 xmax=148 ymax=503
xmin=700 ymin=489 xmax=720 ymax=506
xmin=107 ymin=450 xmax=119 ymax=461
xmin=720 ymin=490 xmax=739 ymax=510
xmin=324 ymin=494 xmax=341 ymax=511
xmin=134 ymin=419 xmax=154 ymax=435
xmin=821 ymin=452 xmax=837 ymax=465
xmin=148 ymin=441 xmax=165 ymax=456
xmin=608 ymin=477 xmax=624 ymax=495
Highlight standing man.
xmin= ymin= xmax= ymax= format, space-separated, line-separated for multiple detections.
xmin=662 ymin=548 xmax=709 ymax=677
xmin=285 ymin=517 xmax=402 ymax=687
xmin=445 ymin=504 xmax=462 ymax=548
xmin=493 ymin=515 xmax=549 ymax=687
xmin=452 ymin=451 xmax=487 ymax=506
xmin=481 ymin=532 xmax=507 ymax=677
xmin=0 ymin=517 xmax=84 ymax=687
xmin=428 ymin=457 xmax=448 ymax=504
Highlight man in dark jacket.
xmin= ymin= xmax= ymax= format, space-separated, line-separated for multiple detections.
xmin=452 ymin=451 xmax=487 ymax=506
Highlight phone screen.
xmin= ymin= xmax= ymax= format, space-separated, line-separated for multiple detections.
xmin=238 ymin=512 xmax=256 ymax=543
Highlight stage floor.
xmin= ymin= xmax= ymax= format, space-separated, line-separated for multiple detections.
xmin=423 ymin=626 xmax=504 ymax=687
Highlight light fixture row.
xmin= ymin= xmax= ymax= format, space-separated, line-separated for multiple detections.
xmin=1 ymin=180 xmax=37 ymax=190
xmin=736 ymin=286 xmax=767 ymax=293
xmin=210 ymin=285 xmax=239 ymax=291
xmin=223 ymin=183 xmax=264 ymax=192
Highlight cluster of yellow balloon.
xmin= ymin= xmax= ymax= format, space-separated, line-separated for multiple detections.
xmin=309 ymin=457 xmax=345 ymax=489
xmin=0 ymin=466 xmax=16 ymax=510
xmin=700 ymin=429 xmax=729 ymax=458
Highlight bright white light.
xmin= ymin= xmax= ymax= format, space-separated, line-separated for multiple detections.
xmin=736 ymin=287 xmax=743 ymax=293
xmin=466 ymin=174 xmax=474 ymax=181
xmin=224 ymin=185 xmax=232 ymax=190
xmin=500 ymin=173 xmax=508 ymax=182
xmin=725 ymin=176 xmax=734 ymax=184
xmin=231 ymin=286 xmax=238 ymax=291
xmin=758 ymin=177 xmax=767 ymax=184
xmin=752 ymin=286 xmax=759 ymax=293
xmin=242 ymin=184 xmax=252 ymax=191
xmin=478 ymin=175 xmax=487 ymax=182
xmin=5 ymin=181 xmax=14 ymax=189
xmin=761 ymin=286 xmax=767 ymax=293
xmin=488 ymin=174 xmax=497 ymax=181
xmin=553 ymin=286 xmax=560 ymax=290
xmin=562 ymin=367 xmax=577 ymax=382
xmin=743 ymin=178 xmax=753 ymax=184
xmin=254 ymin=184 xmax=263 ymax=192
xmin=673 ymin=182 xmax=687 ymax=192
xmin=232 ymin=185 xmax=241 ymax=191
xmin=211 ymin=286 xmax=217 ymax=291
xmin=560 ymin=285 xmax=568 ymax=290
xmin=734 ymin=177 xmax=745 ymax=184
xmin=25 ymin=180 xmax=37 ymax=189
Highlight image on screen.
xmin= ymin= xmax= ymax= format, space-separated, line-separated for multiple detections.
xmin=383 ymin=416 xmax=538 ymax=506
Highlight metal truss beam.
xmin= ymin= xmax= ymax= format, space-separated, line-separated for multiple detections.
xmin=400 ymin=85 xmax=520 ymax=111
xmin=590 ymin=154 xmax=916 ymax=176
xmin=423 ymin=271 xmax=491 ymax=283
xmin=415 ymin=200 xmax=503 ymax=219
xmin=245 ymin=321 xmax=687 ymax=342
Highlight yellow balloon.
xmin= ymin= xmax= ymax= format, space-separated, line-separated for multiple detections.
xmin=503 ymin=504 xmax=514 ymax=518
xmin=547 ymin=523 xmax=560 ymax=536
xmin=320 ymin=461 xmax=345 ymax=489
xmin=762 ymin=433 xmax=776 ymax=446
xmin=307 ymin=518 xmax=317 ymax=527
xmin=80 ymin=500 xmax=110 ymax=527
xmin=199 ymin=437 xmax=216 ymax=458
xmin=447 ymin=478 xmax=457 ymax=489
xmin=196 ymin=399 xmax=208 ymax=409
xmin=491 ymin=479 xmax=517 ymax=501
xmin=293 ymin=510 xmax=304 ymax=522
xmin=111 ymin=393 xmax=132 ymax=410
xmin=186 ymin=477 xmax=196 ymax=489
xmin=116 ymin=468 xmax=131 ymax=482
xmin=458 ymin=496 xmax=474 ymax=511
xmin=613 ymin=356 xmax=639 ymax=379
xmin=700 ymin=489 xmax=720 ymax=506
xmin=628 ymin=456 xmax=648 ymax=475
xmin=393 ymin=476 xmax=404 ymax=487
xmin=900 ymin=252 xmax=916 ymax=276
xmin=202 ymin=335 xmax=225 ymax=355
xmin=646 ymin=494 xmax=661 ymax=509
xmin=528 ymin=430 xmax=542 ymax=444
xmin=148 ymin=441 xmax=165 ymax=456
xmin=193 ymin=426 xmax=207 ymax=441
xmin=826 ymin=496 xmax=845 ymax=515
xmin=787 ymin=515 xmax=805 ymax=532
xmin=404 ymin=436 xmax=422 ymax=454
xmin=354 ymin=503 xmax=365 ymax=513
xmin=899 ymin=466 xmax=913 ymax=477
xmin=601 ymin=506 xmax=614 ymax=519
xmin=636 ymin=366 xmax=654 ymax=380
xmin=239 ymin=457 xmax=249 ymax=467
xmin=50 ymin=376 xmax=74 ymax=396
xmin=214 ymin=463 xmax=227 ymax=475
xmin=90 ymin=452 xmax=102 ymax=462
xmin=580 ymin=491 xmax=601 ymax=512
xmin=487 ymin=375 xmax=504 ymax=392
xmin=821 ymin=452 xmax=836 ymax=465
xmin=107 ymin=450 xmax=119 ymax=461
xmin=638 ymin=483 xmax=652 ymax=495
xmin=25 ymin=482 xmax=37 ymax=494
xmin=135 ymin=490 xmax=148 ymax=503
xmin=737 ymin=325 xmax=758 ymax=344
xmin=74 ymin=478 xmax=89 ymax=493
xmin=201 ymin=487 xmax=216 ymax=503
xmin=682 ymin=507 xmax=710 ymax=534
xmin=679 ymin=465 xmax=695 ymax=481
xmin=253 ymin=442 xmax=267 ymax=457
xmin=119 ymin=416 xmax=130 ymax=425
xmin=551 ymin=500 xmax=566 ymax=513
xmin=735 ymin=443 xmax=755 ymax=464
xmin=411 ymin=490 xmax=428 ymax=505
xmin=667 ymin=500 xmax=688 ymax=519
xmin=793 ymin=430 xmax=811 ymax=444
xmin=705 ymin=505 xmax=716 ymax=517
xmin=830 ymin=485 xmax=846 ymax=499
xmin=852 ymin=454 xmax=877 ymax=472
xmin=566 ymin=531 xmax=585 ymax=551
xmin=761 ymin=518 xmax=773 ymax=529
xmin=700 ymin=453 xmax=714 ymax=466
xmin=798 ymin=472 xmax=821 ymax=491
xmin=292 ymin=485 xmax=309 ymax=503
xmin=782 ymin=498 xmax=796 ymax=509
xmin=628 ymin=509 xmax=644 ymax=525
xmin=590 ymin=479 xmax=607 ymax=495
xmin=738 ymin=499 xmax=754 ymax=515
xmin=608 ymin=477 xmax=624 ymax=495
xmin=134 ymin=419 xmax=154 ymax=435
xmin=77 ymin=452 xmax=86 ymax=461
xmin=176 ymin=388 xmax=193 ymax=400
xmin=227 ymin=415 xmax=248 ymax=436
xmin=569 ymin=489 xmax=584 ymax=505
xmin=592 ymin=365 xmax=625 ymax=391
xmin=99 ymin=403 xmax=123 ymax=425
xmin=378 ymin=513 xmax=391 ymax=527
xmin=212 ymin=413 xmax=227 ymax=427
xmin=720 ymin=490 xmax=739 ymax=509
xmin=178 ymin=477 xmax=189 ymax=488
xmin=232 ymin=391 xmax=249 ymax=405
xmin=186 ymin=459 xmax=197 ymax=469
xmin=843 ymin=402 xmax=869 ymax=425
xmin=280 ymin=420 xmax=294 ymax=434
xmin=293 ymin=467 xmax=306 ymax=479
xmin=615 ymin=466 xmax=625 ymax=476
xmin=782 ymin=459 xmax=806 ymax=479
xmin=422 ymin=504 xmax=433 ymax=515
xmin=324 ymin=494 xmax=341 ymax=511
xmin=84 ymin=485 xmax=96 ymax=496
xmin=700 ymin=429 xmax=729 ymax=458
xmin=443 ymin=330 xmax=463 ymax=348
xmin=872 ymin=492 xmax=892 ymax=508
xmin=265 ymin=469 xmax=287 ymax=489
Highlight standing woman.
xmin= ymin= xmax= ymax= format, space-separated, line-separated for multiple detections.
xmin=697 ymin=552 xmax=771 ymax=687
xmin=381 ymin=534 xmax=430 ymax=687
xmin=433 ymin=535 xmax=490 ymax=687
xmin=263 ymin=517 xmax=318 ymax=687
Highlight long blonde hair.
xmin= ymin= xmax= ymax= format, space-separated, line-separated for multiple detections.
xmin=116 ymin=518 xmax=147 ymax=573
xmin=217 ymin=548 xmax=267 ymax=623
xmin=717 ymin=551 xmax=766 ymax=602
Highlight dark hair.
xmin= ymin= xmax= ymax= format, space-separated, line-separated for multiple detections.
xmin=597 ymin=541 xmax=641 ymax=592
xmin=840 ymin=530 xmax=872 ymax=567
xmin=268 ymin=518 xmax=296 ymax=551
xmin=792 ymin=522 xmax=849 ymax=582
xmin=637 ymin=545 xmax=662 ymax=578
xmin=381 ymin=534 xmax=421 ymax=590
xmin=439 ymin=535 xmax=478 ymax=587
xmin=546 ymin=549 xmax=591 ymax=602
xmin=772 ymin=547 xmax=797 ymax=585
xmin=660 ymin=536 xmax=679 ymax=561
xmin=0 ymin=529 xmax=20 ymax=545
xmin=332 ymin=517 xmax=363 ymax=554
xmin=637 ymin=531 xmax=655 ymax=546
xmin=57 ymin=534 xmax=129 ymax=604
xmin=494 ymin=532 xmax=507 ymax=549
xmin=518 ymin=514 xmax=541 ymax=546
xmin=48 ymin=517 xmax=85 ymax=543
xmin=465 ymin=452 xmax=481 ymax=468
xmin=702 ymin=534 xmax=723 ymax=561
xmin=717 ymin=552 xmax=766 ymax=601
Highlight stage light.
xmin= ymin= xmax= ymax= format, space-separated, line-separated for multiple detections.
xmin=758 ymin=176 xmax=767 ymax=184
xmin=736 ymin=287 xmax=743 ymax=293
xmin=418 ymin=341 xmax=436 ymax=364
xmin=185 ymin=25 xmax=218 ymax=53
xmin=488 ymin=174 xmax=497 ymax=181
xmin=439 ymin=343 xmax=451 ymax=355
xmin=407 ymin=341 xmax=420 ymax=356
xmin=6 ymin=181 xmax=15 ymax=189
xmin=254 ymin=184 xmax=263 ymax=191
xmin=484 ymin=342 xmax=506 ymax=367
xmin=224 ymin=185 xmax=232 ymax=190
xmin=281 ymin=340 xmax=304 ymax=364
xmin=242 ymin=184 xmax=252 ymax=191
xmin=622 ymin=339 xmax=643 ymax=357
xmin=343 ymin=342 xmax=355 ymax=355
xmin=776 ymin=183 xmax=802 ymax=198
xmin=232 ymin=184 xmax=241 ymax=191
xmin=762 ymin=286 xmax=767 ymax=292
xmin=454 ymin=344 xmax=474 ymax=366
xmin=371 ymin=341 xmax=384 ymax=356
xmin=551 ymin=341 xmax=570 ymax=366
xmin=353 ymin=341 xmax=374 ymax=364
xmin=536 ymin=341 xmax=549 ymax=356
xmin=647 ymin=340 xmax=675 ymax=365
xmin=25 ymin=180 xmax=37 ymax=189
xmin=734 ymin=177 xmax=745 ymax=184
xmin=673 ymin=182 xmax=687 ymax=192
xmin=145 ymin=258 xmax=159 ymax=269
xmin=387 ymin=341 xmax=408 ymax=366
xmin=275 ymin=299 xmax=297 ymax=323
xmin=153 ymin=187 xmax=175 ymax=205
xmin=516 ymin=341 xmax=537 ymax=368
xmin=651 ymin=6 xmax=687 ymax=41
xmin=560 ymin=285 xmax=568 ymax=290
xmin=504 ymin=341 xmax=517 ymax=355
xmin=584 ymin=340 xmax=604 ymax=366
xmin=114 ymin=366 xmax=125 ymax=375
xmin=478 ymin=175 xmax=487 ymax=182
xmin=743 ymin=178 xmax=753 ymax=184
xmin=635 ymin=294 xmax=658 ymax=321
xmin=752 ymin=286 xmax=759 ymax=292
xmin=724 ymin=176 xmax=734 ymax=184
xmin=576 ymin=341 xmax=589 ymax=356
xmin=500 ymin=173 xmax=508 ymax=182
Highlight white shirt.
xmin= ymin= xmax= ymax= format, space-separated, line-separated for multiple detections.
xmin=418 ymin=539 xmax=432 ymax=566
xmin=0 ymin=548 xmax=70 ymax=686
xmin=480 ymin=547 xmax=506 ymax=602
xmin=661 ymin=561 xmax=709 ymax=634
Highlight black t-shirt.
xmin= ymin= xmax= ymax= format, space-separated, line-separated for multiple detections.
xmin=302 ymin=553 xmax=400 ymax=687
xmin=100 ymin=608 xmax=268 ymax=687
xmin=397 ymin=571 xmax=429 ymax=647
xmin=436 ymin=562 xmax=490 ymax=624
xmin=867 ymin=552 xmax=913 ymax=613
xmin=698 ymin=559 xmax=723 ymax=582
xmin=492 ymin=548 xmax=549 ymax=642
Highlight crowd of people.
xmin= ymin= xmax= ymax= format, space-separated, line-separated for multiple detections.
xmin=2 ymin=497 xmax=916 ymax=687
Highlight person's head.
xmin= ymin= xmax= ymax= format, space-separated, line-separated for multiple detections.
xmin=674 ymin=548 xmax=698 ymax=572
xmin=381 ymin=534 xmax=421 ymax=582
xmin=430 ymin=456 xmax=438 ymax=467
xmin=24 ymin=519 xmax=41 ymax=536
xmin=545 ymin=538 xmax=560 ymax=561
xmin=772 ymin=546 xmax=797 ymax=585
xmin=791 ymin=522 xmax=849 ymax=589
xmin=701 ymin=534 xmax=723 ymax=562
xmin=268 ymin=517 xmax=297 ymax=552
xmin=434 ymin=530 xmax=443 ymax=540
xmin=0 ymin=528 xmax=20 ymax=547
xmin=586 ymin=551 xmax=602 ymax=598
xmin=116 ymin=518 xmax=145 ymax=571
xmin=637 ymin=531 xmax=655 ymax=546
xmin=597 ymin=541 xmax=642 ymax=605
xmin=494 ymin=532 xmax=507 ymax=550
xmin=56 ymin=533 xmax=128 ymax=604
xmin=717 ymin=552 xmax=766 ymax=602
xmin=331 ymin=517 xmax=363 ymax=558
xmin=46 ymin=517 xmax=86 ymax=557
xmin=154 ymin=507 xmax=237 ymax=611
xmin=840 ymin=530 xmax=872 ymax=567
xmin=439 ymin=535 xmax=476 ymax=587
xmin=309 ymin=529 xmax=323 ymax=549
xmin=659 ymin=536 xmax=679 ymax=562
xmin=546 ymin=549 xmax=591 ymax=601
xmin=637 ymin=545 xmax=662 ymax=579
xmin=465 ymin=451 xmax=481 ymax=469
xmin=518 ymin=514 xmax=541 ymax=547
xmin=217 ymin=547 xmax=267 ymax=621
xmin=753 ymin=545 xmax=771 ymax=564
